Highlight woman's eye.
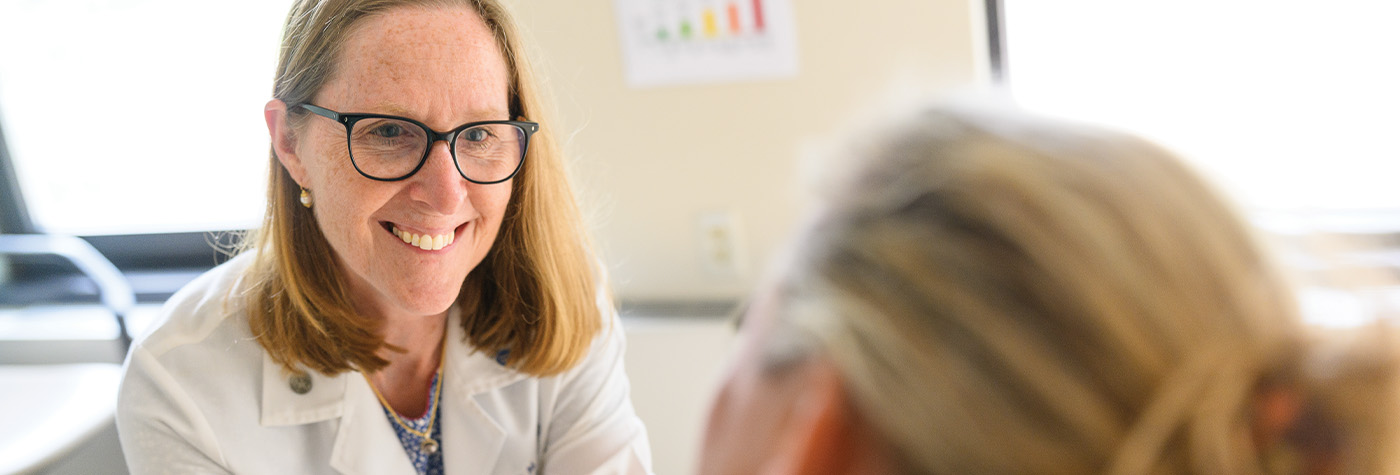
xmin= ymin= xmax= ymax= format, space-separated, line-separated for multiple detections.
xmin=371 ymin=123 xmax=406 ymax=138
xmin=464 ymin=128 xmax=491 ymax=142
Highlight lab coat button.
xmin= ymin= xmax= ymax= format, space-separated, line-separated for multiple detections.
xmin=289 ymin=372 xmax=313 ymax=394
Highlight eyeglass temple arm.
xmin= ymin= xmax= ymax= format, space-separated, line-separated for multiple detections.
xmin=298 ymin=103 xmax=342 ymax=121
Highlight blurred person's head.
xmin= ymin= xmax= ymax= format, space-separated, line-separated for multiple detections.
xmin=700 ymin=99 xmax=1399 ymax=475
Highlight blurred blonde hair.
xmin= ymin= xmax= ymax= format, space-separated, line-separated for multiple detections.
xmin=243 ymin=0 xmax=600 ymax=377
xmin=766 ymin=99 xmax=1400 ymax=474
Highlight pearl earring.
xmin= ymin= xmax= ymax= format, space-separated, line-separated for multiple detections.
xmin=300 ymin=188 xmax=313 ymax=209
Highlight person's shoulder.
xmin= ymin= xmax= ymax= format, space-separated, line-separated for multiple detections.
xmin=118 ymin=253 xmax=269 ymax=465
xmin=132 ymin=252 xmax=258 ymax=359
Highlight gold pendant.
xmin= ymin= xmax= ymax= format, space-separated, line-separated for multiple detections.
xmin=422 ymin=438 xmax=439 ymax=454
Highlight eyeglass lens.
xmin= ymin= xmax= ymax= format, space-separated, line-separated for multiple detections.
xmin=349 ymin=117 xmax=525 ymax=182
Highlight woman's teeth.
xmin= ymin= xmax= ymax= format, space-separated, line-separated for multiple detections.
xmin=391 ymin=225 xmax=454 ymax=251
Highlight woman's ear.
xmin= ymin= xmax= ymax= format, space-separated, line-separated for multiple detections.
xmin=265 ymin=99 xmax=308 ymax=186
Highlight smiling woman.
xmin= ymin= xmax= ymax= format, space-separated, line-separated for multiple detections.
xmin=114 ymin=1 xmax=653 ymax=474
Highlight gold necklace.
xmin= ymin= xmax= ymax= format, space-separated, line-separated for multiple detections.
xmin=364 ymin=336 xmax=447 ymax=454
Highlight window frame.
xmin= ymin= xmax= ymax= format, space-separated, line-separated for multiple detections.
xmin=984 ymin=0 xmax=1006 ymax=83
xmin=0 ymin=118 xmax=33 ymax=236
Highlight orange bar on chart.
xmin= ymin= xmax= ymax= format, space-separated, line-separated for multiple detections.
xmin=702 ymin=8 xmax=719 ymax=37
xmin=727 ymin=3 xmax=741 ymax=34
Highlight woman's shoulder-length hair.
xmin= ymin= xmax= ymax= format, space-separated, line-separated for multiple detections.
xmin=241 ymin=0 xmax=602 ymax=378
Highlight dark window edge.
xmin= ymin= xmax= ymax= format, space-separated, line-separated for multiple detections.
xmin=986 ymin=0 xmax=1006 ymax=83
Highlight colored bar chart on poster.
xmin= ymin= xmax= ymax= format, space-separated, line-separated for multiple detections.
xmin=614 ymin=0 xmax=798 ymax=88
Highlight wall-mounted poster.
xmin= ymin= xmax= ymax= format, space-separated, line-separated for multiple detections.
xmin=613 ymin=0 xmax=799 ymax=88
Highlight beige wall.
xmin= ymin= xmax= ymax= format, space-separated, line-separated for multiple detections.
xmin=509 ymin=0 xmax=990 ymax=302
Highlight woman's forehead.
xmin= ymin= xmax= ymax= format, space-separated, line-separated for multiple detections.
xmin=347 ymin=7 xmax=498 ymax=62
xmin=323 ymin=5 xmax=510 ymax=119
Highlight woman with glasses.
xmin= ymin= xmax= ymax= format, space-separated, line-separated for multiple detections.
xmin=116 ymin=1 xmax=652 ymax=473
xmin=699 ymin=100 xmax=1400 ymax=475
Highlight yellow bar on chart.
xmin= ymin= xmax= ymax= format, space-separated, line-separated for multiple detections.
xmin=702 ymin=8 xmax=719 ymax=38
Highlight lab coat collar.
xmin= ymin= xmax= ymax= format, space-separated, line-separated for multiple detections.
xmin=330 ymin=375 xmax=418 ymax=474
xmin=258 ymin=306 xmax=529 ymax=475
xmin=439 ymin=306 xmax=527 ymax=475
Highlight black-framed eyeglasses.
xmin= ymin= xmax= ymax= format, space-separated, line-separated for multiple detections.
xmin=298 ymin=103 xmax=538 ymax=184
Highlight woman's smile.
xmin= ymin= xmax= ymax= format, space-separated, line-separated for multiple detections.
xmin=385 ymin=221 xmax=471 ymax=251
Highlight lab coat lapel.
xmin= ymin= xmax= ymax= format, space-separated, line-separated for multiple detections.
xmin=440 ymin=376 xmax=505 ymax=475
xmin=329 ymin=374 xmax=418 ymax=475
xmin=441 ymin=307 xmax=526 ymax=475
xmin=259 ymin=350 xmax=415 ymax=475
xmin=259 ymin=353 xmax=345 ymax=427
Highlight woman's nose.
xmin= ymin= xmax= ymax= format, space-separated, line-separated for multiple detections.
xmin=408 ymin=141 xmax=470 ymax=213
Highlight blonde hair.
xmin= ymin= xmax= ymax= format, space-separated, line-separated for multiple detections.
xmin=766 ymin=101 xmax=1399 ymax=474
xmin=243 ymin=0 xmax=600 ymax=377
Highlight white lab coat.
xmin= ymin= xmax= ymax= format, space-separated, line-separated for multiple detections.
xmin=116 ymin=254 xmax=653 ymax=475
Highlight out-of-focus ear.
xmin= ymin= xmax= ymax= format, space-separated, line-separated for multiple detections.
xmin=1253 ymin=385 xmax=1303 ymax=452
xmin=760 ymin=361 xmax=882 ymax=475
xmin=265 ymin=99 xmax=308 ymax=186
xmin=1253 ymin=385 xmax=1345 ymax=475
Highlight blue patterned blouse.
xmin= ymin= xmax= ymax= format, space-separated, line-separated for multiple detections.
xmin=381 ymin=373 xmax=444 ymax=475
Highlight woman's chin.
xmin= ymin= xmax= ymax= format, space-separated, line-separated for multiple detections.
xmin=392 ymin=286 xmax=461 ymax=318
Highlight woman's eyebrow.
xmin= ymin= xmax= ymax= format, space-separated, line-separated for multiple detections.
xmin=363 ymin=102 xmax=510 ymax=122
xmin=356 ymin=101 xmax=413 ymax=116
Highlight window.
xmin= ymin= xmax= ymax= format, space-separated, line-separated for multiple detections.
xmin=995 ymin=0 xmax=1400 ymax=327
xmin=0 ymin=0 xmax=292 ymax=236
xmin=998 ymin=0 xmax=1400 ymax=215
xmin=0 ymin=1 xmax=294 ymax=302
